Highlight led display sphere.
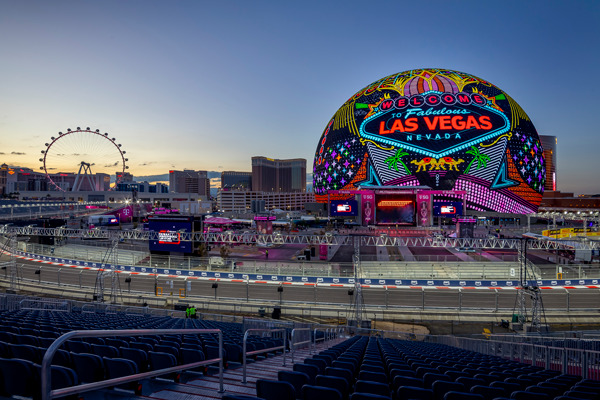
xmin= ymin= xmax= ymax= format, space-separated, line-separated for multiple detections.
xmin=313 ymin=69 xmax=545 ymax=213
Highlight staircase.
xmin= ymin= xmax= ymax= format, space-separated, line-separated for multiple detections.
xmin=89 ymin=346 xmax=316 ymax=400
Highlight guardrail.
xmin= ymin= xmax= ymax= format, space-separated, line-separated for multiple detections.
xmin=18 ymin=297 xmax=71 ymax=312
xmin=443 ymin=337 xmax=600 ymax=380
xmin=291 ymin=328 xmax=311 ymax=363
xmin=242 ymin=328 xmax=286 ymax=383
xmin=41 ymin=328 xmax=224 ymax=400
xmin=313 ymin=327 xmax=332 ymax=351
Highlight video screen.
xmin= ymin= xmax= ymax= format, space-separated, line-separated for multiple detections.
xmin=149 ymin=216 xmax=193 ymax=252
xmin=330 ymin=200 xmax=358 ymax=216
xmin=375 ymin=195 xmax=414 ymax=225
xmin=433 ymin=201 xmax=463 ymax=216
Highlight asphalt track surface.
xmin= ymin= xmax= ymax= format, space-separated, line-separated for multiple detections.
xmin=3 ymin=255 xmax=600 ymax=311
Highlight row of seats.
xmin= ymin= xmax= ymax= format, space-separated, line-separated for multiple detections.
xmin=240 ymin=336 xmax=600 ymax=400
xmin=0 ymin=309 xmax=271 ymax=397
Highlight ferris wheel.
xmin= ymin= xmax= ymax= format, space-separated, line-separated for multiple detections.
xmin=40 ymin=127 xmax=128 ymax=191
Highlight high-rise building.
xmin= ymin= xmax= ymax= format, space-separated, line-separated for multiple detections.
xmin=221 ymin=171 xmax=252 ymax=190
xmin=0 ymin=164 xmax=8 ymax=195
xmin=251 ymin=157 xmax=306 ymax=193
xmin=169 ymin=170 xmax=210 ymax=197
xmin=217 ymin=190 xmax=315 ymax=212
xmin=116 ymin=171 xmax=134 ymax=182
xmin=540 ymin=135 xmax=557 ymax=191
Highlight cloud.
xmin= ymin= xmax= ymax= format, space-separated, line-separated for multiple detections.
xmin=138 ymin=161 xmax=157 ymax=166
xmin=218 ymin=166 xmax=223 ymax=168
xmin=11 ymin=152 xmax=25 ymax=155
xmin=103 ymin=162 xmax=119 ymax=167
xmin=47 ymin=167 xmax=56 ymax=170
xmin=0 ymin=152 xmax=4 ymax=155
xmin=72 ymin=153 xmax=80 ymax=156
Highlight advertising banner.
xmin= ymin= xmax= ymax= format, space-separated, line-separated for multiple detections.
xmin=433 ymin=201 xmax=463 ymax=216
xmin=417 ymin=193 xmax=431 ymax=226
xmin=330 ymin=200 xmax=358 ymax=217
xmin=361 ymin=193 xmax=374 ymax=226
xmin=149 ymin=215 xmax=193 ymax=252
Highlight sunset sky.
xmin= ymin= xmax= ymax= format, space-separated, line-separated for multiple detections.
xmin=1 ymin=1 xmax=599 ymax=193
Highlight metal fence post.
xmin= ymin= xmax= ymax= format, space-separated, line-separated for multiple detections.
xmin=566 ymin=289 xmax=570 ymax=312
xmin=57 ymin=268 xmax=61 ymax=286
xmin=562 ymin=349 xmax=568 ymax=374
xmin=422 ymin=288 xmax=425 ymax=310
xmin=495 ymin=289 xmax=498 ymax=312
xmin=459 ymin=288 xmax=462 ymax=311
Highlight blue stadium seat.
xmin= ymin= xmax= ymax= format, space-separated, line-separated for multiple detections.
xmin=257 ymin=379 xmax=296 ymax=400
xmin=121 ymin=347 xmax=148 ymax=372
xmin=15 ymin=334 xmax=40 ymax=347
xmin=305 ymin=358 xmax=327 ymax=374
xmin=563 ymin=391 xmax=596 ymax=400
xmin=0 ymin=358 xmax=36 ymax=397
xmin=432 ymin=381 xmax=466 ymax=400
xmin=103 ymin=357 xmax=142 ymax=394
xmin=278 ymin=371 xmax=310 ymax=400
xmin=71 ymin=352 xmax=105 ymax=383
xmin=66 ymin=341 xmax=92 ymax=354
xmin=350 ymin=394 xmax=391 ymax=400
xmin=526 ymin=385 xmax=559 ymax=398
xmin=326 ymin=367 xmax=353 ymax=386
xmin=456 ymin=377 xmax=485 ymax=391
xmin=8 ymin=343 xmax=41 ymax=363
xmin=423 ymin=373 xmax=451 ymax=389
xmin=294 ymin=363 xmax=319 ymax=385
xmin=510 ymin=391 xmax=549 ymax=400
xmin=470 ymin=385 xmax=506 ymax=400
xmin=92 ymin=344 xmax=119 ymax=359
xmin=301 ymin=385 xmax=342 ymax=400
xmin=149 ymin=351 xmax=180 ymax=382
xmin=491 ymin=381 xmax=521 ymax=396
xmin=180 ymin=348 xmax=206 ymax=372
xmin=397 ymin=386 xmax=433 ymax=400
xmin=130 ymin=342 xmax=154 ymax=352
xmin=333 ymin=360 xmax=357 ymax=376
xmin=443 ymin=393 xmax=483 ymax=400
xmin=355 ymin=380 xmax=390 ymax=398
xmin=316 ymin=375 xmax=349 ymax=400
xmin=358 ymin=371 xmax=387 ymax=384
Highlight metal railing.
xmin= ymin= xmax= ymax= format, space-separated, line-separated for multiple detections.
xmin=18 ymin=298 xmax=71 ymax=312
xmin=242 ymin=328 xmax=287 ymax=383
xmin=41 ymin=329 xmax=224 ymax=400
xmin=291 ymin=328 xmax=311 ymax=362
xmin=442 ymin=336 xmax=600 ymax=380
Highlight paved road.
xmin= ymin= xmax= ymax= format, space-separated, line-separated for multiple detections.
xmin=4 ymin=255 xmax=599 ymax=312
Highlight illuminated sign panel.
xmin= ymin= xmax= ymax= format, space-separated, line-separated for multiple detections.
xmin=313 ymin=69 xmax=545 ymax=214
xmin=375 ymin=195 xmax=414 ymax=225
xmin=433 ymin=202 xmax=463 ymax=216
xmin=149 ymin=216 xmax=192 ymax=252
xmin=330 ymin=200 xmax=358 ymax=216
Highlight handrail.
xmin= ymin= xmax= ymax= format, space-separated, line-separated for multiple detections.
xmin=81 ymin=304 xmax=95 ymax=313
xmin=313 ymin=327 xmax=330 ymax=352
xmin=291 ymin=328 xmax=311 ymax=363
xmin=242 ymin=328 xmax=286 ymax=383
xmin=41 ymin=329 xmax=224 ymax=400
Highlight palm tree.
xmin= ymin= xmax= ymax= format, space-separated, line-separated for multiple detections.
xmin=464 ymin=146 xmax=491 ymax=174
xmin=384 ymin=148 xmax=410 ymax=173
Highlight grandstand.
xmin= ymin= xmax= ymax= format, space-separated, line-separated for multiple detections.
xmin=0 ymin=294 xmax=597 ymax=400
